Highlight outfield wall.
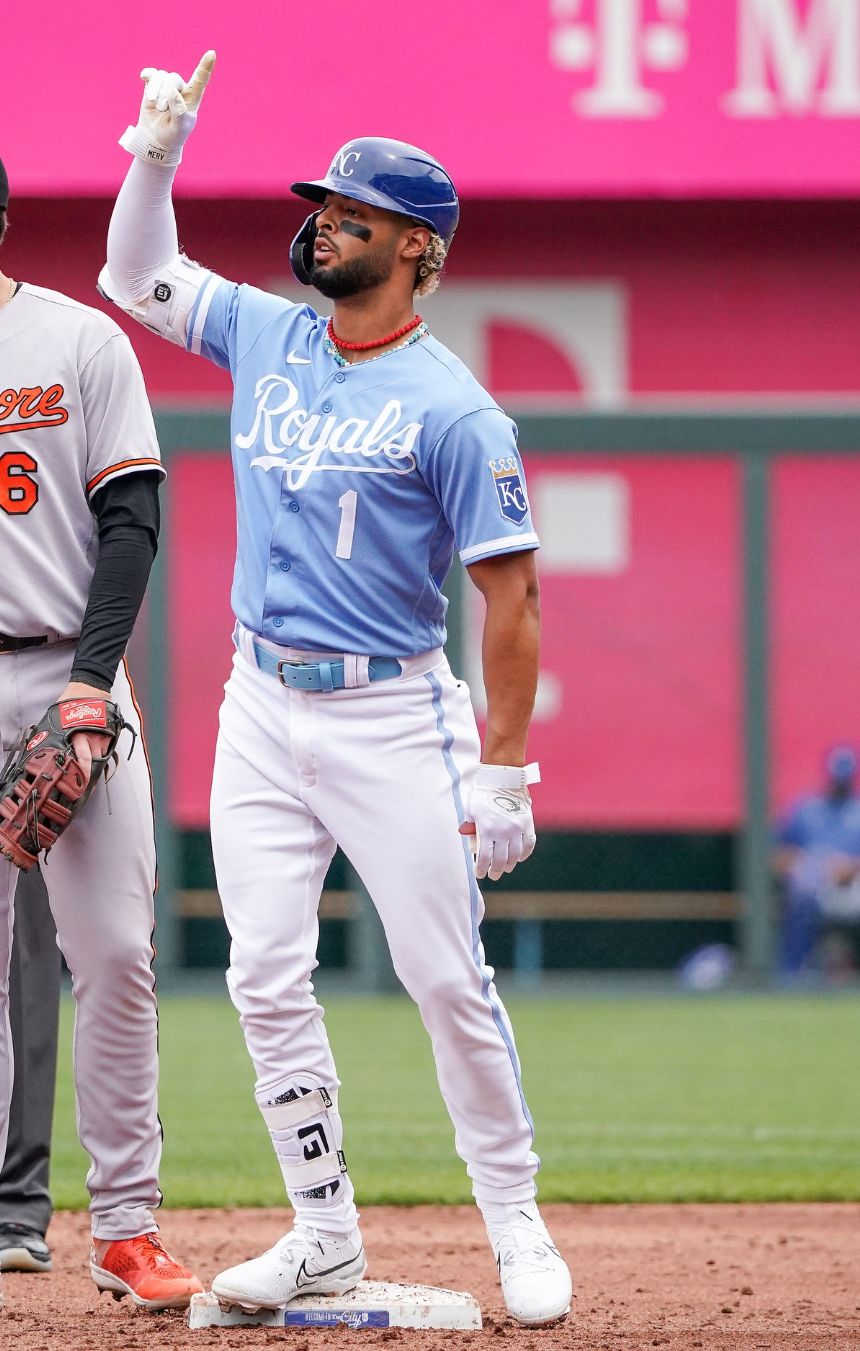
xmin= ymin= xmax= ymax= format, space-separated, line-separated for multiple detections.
xmin=163 ymin=446 xmax=860 ymax=831
xmin=7 ymin=198 xmax=860 ymax=403
xmin=135 ymin=412 xmax=860 ymax=979
xmin=7 ymin=197 xmax=859 ymax=975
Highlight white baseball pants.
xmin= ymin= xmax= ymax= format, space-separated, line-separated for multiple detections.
xmin=210 ymin=637 xmax=539 ymax=1210
xmin=0 ymin=645 xmax=161 ymax=1238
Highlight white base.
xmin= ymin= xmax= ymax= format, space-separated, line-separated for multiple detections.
xmin=188 ymin=1281 xmax=482 ymax=1330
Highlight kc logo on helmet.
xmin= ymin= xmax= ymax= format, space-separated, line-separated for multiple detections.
xmin=330 ymin=147 xmax=361 ymax=178
xmin=489 ymin=457 xmax=528 ymax=525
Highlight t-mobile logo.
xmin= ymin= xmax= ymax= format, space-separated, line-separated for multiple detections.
xmin=550 ymin=0 xmax=860 ymax=118
xmin=725 ymin=0 xmax=860 ymax=116
xmin=550 ymin=0 xmax=689 ymax=116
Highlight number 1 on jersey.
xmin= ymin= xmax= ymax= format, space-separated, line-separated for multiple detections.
xmin=336 ymin=489 xmax=357 ymax=560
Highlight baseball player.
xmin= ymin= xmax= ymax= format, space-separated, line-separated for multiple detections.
xmin=102 ymin=54 xmax=572 ymax=1327
xmin=773 ymin=745 xmax=860 ymax=975
xmin=0 ymin=157 xmax=202 ymax=1312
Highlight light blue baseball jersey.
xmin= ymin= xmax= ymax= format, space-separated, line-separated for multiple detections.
xmin=186 ymin=277 xmax=539 ymax=655
xmin=774 ymin=794 xmax=860 ymax=856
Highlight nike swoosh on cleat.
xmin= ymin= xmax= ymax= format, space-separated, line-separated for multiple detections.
xmin=285 ymin=351 xmax=312 ymax=364
xmin=294 ymin=1250 xmax=363 ymax=1290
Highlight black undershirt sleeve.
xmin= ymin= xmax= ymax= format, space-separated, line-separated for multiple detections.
xmin=70 ymin=470 xmax=161 ymax=691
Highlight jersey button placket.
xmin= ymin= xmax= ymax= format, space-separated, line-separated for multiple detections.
xmin=267 ymin=379 xmax=332 ymax=640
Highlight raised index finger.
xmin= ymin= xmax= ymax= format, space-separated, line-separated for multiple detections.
xmin=182 ymin=50 xmax=217 ymax=108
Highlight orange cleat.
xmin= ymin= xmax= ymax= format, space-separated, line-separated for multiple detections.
xmin=90 ymin=1233 xmax=204 ymax=1312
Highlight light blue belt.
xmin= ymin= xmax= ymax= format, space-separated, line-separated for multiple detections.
xmin=252 ymin=641 xmax=402 ymax=693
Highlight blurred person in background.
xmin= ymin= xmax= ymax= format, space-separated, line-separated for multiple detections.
xmin=772 ymin=745 xmax=860 ymax=980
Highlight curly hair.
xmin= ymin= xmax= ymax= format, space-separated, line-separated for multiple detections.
xmin=414 ymin=233 xmax=448 ymax=297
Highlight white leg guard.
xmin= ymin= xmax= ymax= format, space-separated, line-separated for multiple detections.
xmin=259 ymin=1079 xmax=358 ymax=1235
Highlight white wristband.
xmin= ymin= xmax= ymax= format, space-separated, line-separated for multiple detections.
xmin=476 ymin=762 xmax=541 ymax=791
xmin=119 ymin=124 xmax=183 ymax=168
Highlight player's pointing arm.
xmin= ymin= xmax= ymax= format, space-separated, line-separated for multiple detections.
xmin=123 ymin=51 xmax=216 ymax=170
xmin=101 ymin=52 xmax=220 ymax=347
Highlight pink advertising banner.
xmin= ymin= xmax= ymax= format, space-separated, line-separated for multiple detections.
xmin=4 ymin=1 xmax=860 ymax=198
xmin=168 ymin=452 xmax=860 ymax=831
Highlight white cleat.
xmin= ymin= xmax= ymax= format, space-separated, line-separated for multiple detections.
xmin=210 ymin=1225 xmax=367 ymax=1312
xmin=491 ymin=1205 xmax=572 ymax=1327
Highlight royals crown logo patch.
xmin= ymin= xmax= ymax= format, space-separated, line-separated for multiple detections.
xmin=489 ymin=457 xmax=528 ymax=524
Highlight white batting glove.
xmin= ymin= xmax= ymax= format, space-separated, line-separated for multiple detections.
xmin=463 ymin=763 xmax=540 ymax=882
xmin=119 ymin=50 xmax=216 ymax=167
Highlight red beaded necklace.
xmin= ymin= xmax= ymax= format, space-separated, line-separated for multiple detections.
xmin=327 ymin=314 xmax=423 ymax=352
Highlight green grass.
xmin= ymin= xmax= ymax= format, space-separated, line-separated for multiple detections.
xmin=51 ymin=994 xmax=860 ymax=1208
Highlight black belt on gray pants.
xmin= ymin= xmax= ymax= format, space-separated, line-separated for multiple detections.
xmin=0 ymin=634 xmax=49 ymax=653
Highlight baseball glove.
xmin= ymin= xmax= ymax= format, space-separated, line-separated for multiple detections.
xmin=0 ymin=698 xmax=133 ymax=871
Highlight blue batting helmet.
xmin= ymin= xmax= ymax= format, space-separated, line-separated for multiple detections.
xmin=289 ymin=136 xmax=459 ymax=285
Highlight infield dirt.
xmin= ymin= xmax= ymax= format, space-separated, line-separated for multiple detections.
xmin=1 ymin=1203 xmax=857 ymax=1350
